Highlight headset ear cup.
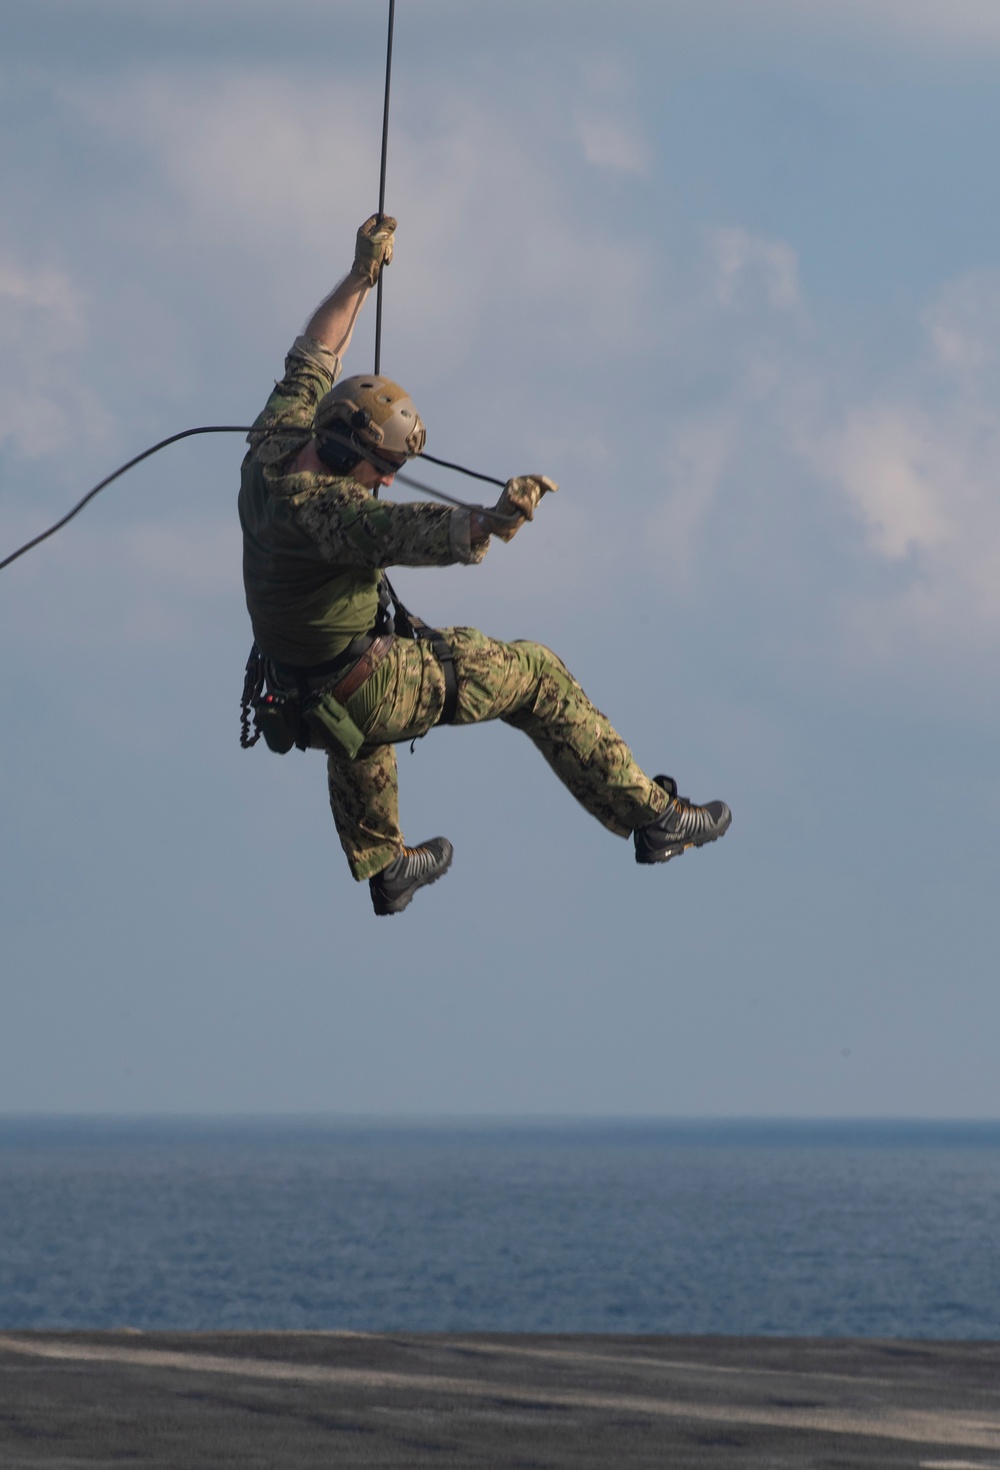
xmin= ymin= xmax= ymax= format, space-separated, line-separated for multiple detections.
xmin=315 ymin=423 xmax=362 ymax=474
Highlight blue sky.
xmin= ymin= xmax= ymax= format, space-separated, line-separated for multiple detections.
xmin=2 ymin=0 xmax=998 ymax=1117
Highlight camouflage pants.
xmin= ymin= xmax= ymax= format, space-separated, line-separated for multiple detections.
xmin=320 ymin=628 xmax=668 ymax=881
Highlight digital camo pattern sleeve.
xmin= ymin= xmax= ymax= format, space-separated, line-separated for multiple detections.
xmin=291 ymin=480 xmax=488 ymax=569
xmin=247 ymin=335 xmax=342 ymax=472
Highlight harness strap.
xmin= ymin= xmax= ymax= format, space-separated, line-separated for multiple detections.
xmin=428 ymin=632 xmax=458 ymax=725
xmin=381 ymin=573 xmax=458 ymax=726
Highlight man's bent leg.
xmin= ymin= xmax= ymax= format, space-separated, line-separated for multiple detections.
xmin=444 ymin=629 xmax=669 ymax=838
xmin=326 ymin=743 xmax=403 ymax=881
xmin=329 ymin=638 xmax=450 ymax=890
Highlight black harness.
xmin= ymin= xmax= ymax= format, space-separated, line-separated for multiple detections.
xmin=379 ymin=573 xmax=458 ymax=726
xmin=240 ymin=574 xmax=457 ymax=751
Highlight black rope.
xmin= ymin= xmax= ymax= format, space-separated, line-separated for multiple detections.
xmin=374 ymin=0 xmax=396 ymax=376
xmin=420 ymin=451 xmax=504 ymax=489
xmin=394 ymin=468 xmax=515 ymax=521
xmin=0 ymin=424 xmax=518 ymax=573
xmin=314 ymin=422 xmax=513 ymax=514
xmin=0 ymin=426 xmax=250 ymax=573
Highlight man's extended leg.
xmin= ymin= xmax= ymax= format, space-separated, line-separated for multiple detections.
xmin=347 ymin=628 xmax=670 ymax=835
xmin=475 ymin=634 xmax=731 ymax=857
xmin=447 ymin=629 xmax=670 ymax=835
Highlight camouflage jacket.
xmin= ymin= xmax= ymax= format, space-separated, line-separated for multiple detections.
xmin=239 ymin=335 xmax=487 ymax=666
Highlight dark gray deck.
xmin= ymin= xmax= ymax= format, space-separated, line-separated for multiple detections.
xmin=2 ymin=1331 xmax=1000 ymax=1467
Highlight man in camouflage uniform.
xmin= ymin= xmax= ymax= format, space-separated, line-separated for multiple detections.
xmin=240 ymin=217 xmax=731 ymax=915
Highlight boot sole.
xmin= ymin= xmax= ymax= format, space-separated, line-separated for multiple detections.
xmin=371 ymin=844 xmax=454 ymax=915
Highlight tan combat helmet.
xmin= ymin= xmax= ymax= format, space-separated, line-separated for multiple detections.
xmin=314 ymin=374 xmax=426 ymax=474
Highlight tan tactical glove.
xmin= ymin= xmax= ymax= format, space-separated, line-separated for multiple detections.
xmin=489 ymin=474 xmax=558 ymax=542
xmin=352 ymin=214 xmax=396 ymax=286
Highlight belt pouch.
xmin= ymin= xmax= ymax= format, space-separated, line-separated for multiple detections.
xmin=305 ymin=691 xmax=366 ymax=760
xmin=254 ymin=692 xmax=299 ymax=755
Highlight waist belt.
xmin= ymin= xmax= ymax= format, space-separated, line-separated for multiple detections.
xmin=327 ymin=633 xmax=394 ymax=702
xmin=272 ymin=629 xmax=397 ymax=746
xmin=269 ymin=633 xmax=394 ymax=756
xmin=241 ymin=623 xmax=395 ymax=759
xmin=271 ymin=629 xmax=377 ymax=687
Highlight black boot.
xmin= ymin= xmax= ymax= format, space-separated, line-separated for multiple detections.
xmin=634 ymin=776 xmax=732 ymax=865
xmin=369 ymin=838 xmax=454 ymax=915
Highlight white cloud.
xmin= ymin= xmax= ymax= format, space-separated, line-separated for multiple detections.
xmin=67 ymin=71 xmax=376 ymax=250
xmin=5 ymin=517 xmax=242 ymax=651
xmin=97 ymin=0 xmax=1000 ymax=52
xmin=711 ymin=229 xmax=800 ymax=313
xmin=634 ymin=233 xmax=1000 ymax=663
xmin=800 ymin=0 xmax=1000 ymax=47
xmin=0 ymin=261 xmax=81 ymax=318
xmin=645 ymin=416 xmax=734 ymax=583
xmin=810 ymin=272 xmax=1000 ymax=649
xmin=831 ymin=409 xmax=951 ymax=561
xmin=0 ymin=254 xmax=110 ymax=462
xmin=923 ymin=271 xmax=1000 ymax=375
xmin=665 ymin=0 xmax=1000 ymax=50
xmin=575 ymin=111 xmax=650 ymax=174
xmin=62 ymin=65 xmax=658 ymax=372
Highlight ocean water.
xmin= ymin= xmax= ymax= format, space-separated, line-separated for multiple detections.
xmin=1 ymin=1118 xmax=999 ymax=1338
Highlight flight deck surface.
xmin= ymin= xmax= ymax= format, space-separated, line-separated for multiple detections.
xmin=2 ymin=1331 xmax=1000 ymax=1467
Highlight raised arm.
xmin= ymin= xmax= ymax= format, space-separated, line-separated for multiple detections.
xmin=302 ymin=215 xmax=396 ymax=358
